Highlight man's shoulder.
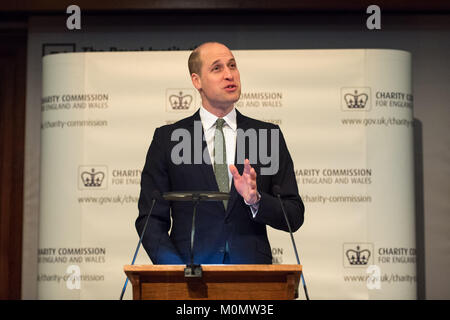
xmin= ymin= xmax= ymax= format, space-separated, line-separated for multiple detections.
xmin=237 ymin=110 xmax=280 ymax=130
xmin=155 ymin=112 xmax=197 ymax=133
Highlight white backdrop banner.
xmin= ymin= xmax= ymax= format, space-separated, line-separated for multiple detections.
xmin=38 ymin=49 xmax=415 ymax=299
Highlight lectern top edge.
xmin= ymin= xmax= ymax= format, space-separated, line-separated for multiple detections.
xmin=124 ymin=264 xmax=302 ymax=273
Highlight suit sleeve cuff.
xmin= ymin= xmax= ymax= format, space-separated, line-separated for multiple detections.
xmin=244 ymin=191 xmax=261 ymax=218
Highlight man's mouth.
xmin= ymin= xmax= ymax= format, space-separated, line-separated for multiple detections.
xmin=224 ymin=84 xmax=237 ymax=92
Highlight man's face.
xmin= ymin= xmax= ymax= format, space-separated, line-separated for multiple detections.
xmin=192 ymin=43 xmax=241 ymax=111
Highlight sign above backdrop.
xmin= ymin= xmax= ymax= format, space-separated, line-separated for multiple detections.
xmin=39 ymin=49 xmax=415 ymax=299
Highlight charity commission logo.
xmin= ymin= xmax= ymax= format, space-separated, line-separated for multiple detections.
xmin=78 ymin=165 xmax=108 ymax=190
xmin=341 ymin=87 xmax=371 ymax=111
xmin=166 ymin=89 xmax=196 ymax=112
xmin=343 ymin=243 xmax=374 ymax=267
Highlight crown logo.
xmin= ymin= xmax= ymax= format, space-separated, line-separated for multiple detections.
xmin=169 ymin=91 xmax=193 ymax=110
xmin=81 ymin=168 xmax=105 ymax=187
xmin=344 ymin=90 xmax=368 ymax=109
xmin=345 ymin=245 xmax=371 ymax=265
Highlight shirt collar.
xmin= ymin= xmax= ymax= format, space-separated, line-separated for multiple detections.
xmin=199 ymin=105 xmax=237 ymax=131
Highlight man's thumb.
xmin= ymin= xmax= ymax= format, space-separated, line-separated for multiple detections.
xmin=229 ymin=164 xmax=240 ymax=178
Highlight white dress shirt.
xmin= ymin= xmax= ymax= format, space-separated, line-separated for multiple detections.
xmin=199 ymin=106 xmax=260 ymax=216
xmin=199 ymin=106 xmax=237 ymax=189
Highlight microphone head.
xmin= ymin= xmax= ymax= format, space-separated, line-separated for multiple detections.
xmin=272 ymin=185 xmax=281 ymax=196
xmin=151 ymin=190 xmax=162 ymax=201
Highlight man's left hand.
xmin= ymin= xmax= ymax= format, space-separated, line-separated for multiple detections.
xmin=229 ymin=159 xmax=259 ymax=205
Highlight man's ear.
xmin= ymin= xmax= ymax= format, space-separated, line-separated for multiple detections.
xmin=191 ymin=73 xmax=202 ymax=90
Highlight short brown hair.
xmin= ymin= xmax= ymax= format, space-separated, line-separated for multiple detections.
xmin=188 ymin=46 xmax=202 ymax=76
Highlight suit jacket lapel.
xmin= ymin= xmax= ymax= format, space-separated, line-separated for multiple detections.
xmin=188 ymin=109 xmax=219 ymax=192
xmin=225 ymin=109 xmax=250 ymax=218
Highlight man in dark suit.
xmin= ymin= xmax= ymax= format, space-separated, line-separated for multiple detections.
xmin=136 ymin=42 xmax=304 ymax=264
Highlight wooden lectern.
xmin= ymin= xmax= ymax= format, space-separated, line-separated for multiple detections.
xmin=124 ymin=264 xmax=302 ymax=300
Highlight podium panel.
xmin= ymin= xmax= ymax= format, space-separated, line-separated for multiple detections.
xmin=124 ymin=264 xmax=302 ymax=300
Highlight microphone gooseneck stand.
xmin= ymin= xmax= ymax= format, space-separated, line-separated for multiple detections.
xmin=119 ymin=193 xmax=158 ymax=300
xmin=186 ymin=195 xmax=202 ymax=277
xmin=162 ymin=191 xmax=230 ymax=278
xmin=273 ymin=185 xmax=310 ymax=300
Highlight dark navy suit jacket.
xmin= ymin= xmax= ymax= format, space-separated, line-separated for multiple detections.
xmin=136 ymin=109 xmax=304 ymax=264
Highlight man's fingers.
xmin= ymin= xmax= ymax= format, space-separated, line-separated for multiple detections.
xmin=231 ymin=161 xmax=257 ymax=192
xmin=229 ymin=164 xmax=240 ymax=179
xmin=245 ymin=169 xmax=257 ymax=190
xmin=250 ymin=167 xmax=257 ymax=180
xmin=244 ymin=159 xmax=251 ymax=174
xmin=250 ymin=178 xmax=257 ymax=190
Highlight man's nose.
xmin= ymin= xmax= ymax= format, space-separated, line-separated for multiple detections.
xmin=224 ymin=67 xmax=233 ymax=79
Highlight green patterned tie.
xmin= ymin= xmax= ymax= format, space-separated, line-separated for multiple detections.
xmin=214 ymin=118 xmax=229 ymax=209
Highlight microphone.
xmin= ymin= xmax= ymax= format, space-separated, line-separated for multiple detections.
xmin=272 ymin=185 xmax=310 ymax=300
xmin=119 ymin=190 xmax=161 ymax=300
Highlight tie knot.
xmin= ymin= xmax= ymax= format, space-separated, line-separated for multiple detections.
xmin=216 ymin=118 xmax=226 ymax=130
